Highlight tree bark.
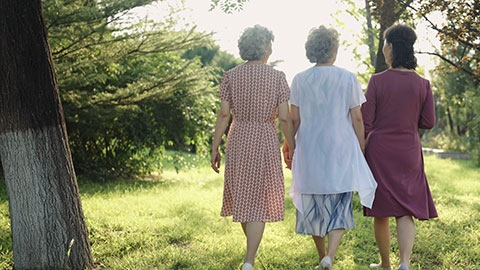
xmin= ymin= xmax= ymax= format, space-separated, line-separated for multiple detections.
xmin=373 ymin=0 xmax=415 ymax=73
xmin=0 ymin=1 xmax=94 ymax=269
xmin=365 ymin=0 xmax=377 ymax=67
xmin=374 ymin=0 xmax=397 ymax=73
xmin=446 ymin=107 xmax=455 ymax=133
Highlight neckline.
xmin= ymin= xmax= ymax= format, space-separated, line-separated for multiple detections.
xmin=313 ymin=65 xmax=336 ymax=68
xmin=243 ymin=62 xmax=266 ymax=66
xmin=388 ymin=68 xmax=415 ymax=73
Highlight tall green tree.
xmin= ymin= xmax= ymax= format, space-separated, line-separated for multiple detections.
xmin=44 ymin=0 xmax=217 ymax=178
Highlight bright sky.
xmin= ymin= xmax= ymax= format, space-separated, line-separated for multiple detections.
xmin=133 ymin=0 xmax=442 ymax=84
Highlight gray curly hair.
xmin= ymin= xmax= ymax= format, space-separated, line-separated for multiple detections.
xmin=238 ymin=25 xmax=275 ymax=61
xmin=305 ymin=26 xmax=339 ymax=64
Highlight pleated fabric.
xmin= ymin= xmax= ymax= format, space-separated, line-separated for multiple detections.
xmin=295 ymin=192 xmax=354 ymax=237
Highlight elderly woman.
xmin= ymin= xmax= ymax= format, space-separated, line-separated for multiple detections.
xmin=211 ymin=25 xmax=295 ymax=270
xmin=362 ymin=24 xmax=437 ymax=270
xmin=283 ymin=26 xmax=377 ymax=270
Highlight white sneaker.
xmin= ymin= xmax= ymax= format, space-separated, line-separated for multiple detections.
xmin=242 ymin=262 xmax=254 ymax=270
xmin=398 ymin=262 xmax=409 ymax=270
xmin=369 ymin=263 xmax=392 ymax=269
xmin=320 ymin=256 xmax=333 ymax=270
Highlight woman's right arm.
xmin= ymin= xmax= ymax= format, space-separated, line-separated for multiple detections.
xmin=211 ymin=100 xmax=230 ymax=173
xmin=278 ymin=101 xmax=295 ymax=151
xmin=351 ymin=106 xmax=365 ymax=154
xmin=282 ymin=104 xmax=300 ymax=168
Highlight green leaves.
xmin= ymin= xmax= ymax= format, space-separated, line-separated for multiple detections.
xmin=209 ymin=0 xmax=249 ymax=13
xmin=44 ymin=0 xmax=221 ymax=178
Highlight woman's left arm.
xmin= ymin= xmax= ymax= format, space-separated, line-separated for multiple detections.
xmin=211 ymin=100 xmax=231 ymax=173
xmin=419 ymin=80 xmax=436 ymax=129
xmin=350 ymin=106 xmax=365 ymax=154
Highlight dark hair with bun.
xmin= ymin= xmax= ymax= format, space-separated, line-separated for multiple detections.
xmin=384 ymin=24 xmax=417 ymax=70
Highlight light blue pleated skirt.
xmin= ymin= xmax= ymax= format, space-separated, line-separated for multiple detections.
xmin=295 ymin=192 xmax=354 ymax=237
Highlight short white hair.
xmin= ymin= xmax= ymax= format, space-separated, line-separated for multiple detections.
xmin=238 ymin=25 xmax=274 ymax=61
xmin=305 ymin=26 xmax=339 ymax=64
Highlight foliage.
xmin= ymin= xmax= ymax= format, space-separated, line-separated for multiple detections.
xmin=183 ymin=45 xmax=243 ymax=82
xmin=409 ymin=0 xmax=480 ymax=81
xmin=2 ymin=154 xmax=480 ymax=269
xmin=423 ymin=133 xmax=472 ymax=153
xmin=43 ymin=0 xmax=221 ymax=179
xmin=209 ymin=0 xmax=249 ymax=13
xmin=416 ymin=1 xmax=480 ymax=160
xmin=430 ymin=48 xmax=480 ymax=161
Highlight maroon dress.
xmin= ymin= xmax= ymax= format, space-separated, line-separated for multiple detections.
xmin=361 ymin=69 xmax=437 ymax=220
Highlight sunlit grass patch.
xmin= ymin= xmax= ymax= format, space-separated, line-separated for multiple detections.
xmin=0 ymin=155 xmax=478 ymax=269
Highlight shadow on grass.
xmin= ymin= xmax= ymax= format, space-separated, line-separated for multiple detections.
xmin=0 ymin=175 xmax=177 ymax=204
xmin=77 ymin=175 xmax=178 ymax=198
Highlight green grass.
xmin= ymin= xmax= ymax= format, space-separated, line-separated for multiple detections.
xmin=0 ymin=155 xmax=479 ymax=269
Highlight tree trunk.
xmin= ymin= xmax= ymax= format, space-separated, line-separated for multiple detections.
xmin=374 ymin=25 xmax=388 ymax=73
xmin=478 ymin=135 xmax=480 ymax=166
xmin=374 ymin=0 xmax=398 ymax=73
xmin=446 ymin=107 xmax=455 ymax=133
xmin=365 ymin=0 xmax=377 ymax=67
xmin=0 ymin=1 xmax=94 ymax=269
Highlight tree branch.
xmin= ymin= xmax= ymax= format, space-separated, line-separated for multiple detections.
xmin=392 ymin=0 xmax=476 ymax=49
xmin=417 ymin=51 xmax=479 ymax=81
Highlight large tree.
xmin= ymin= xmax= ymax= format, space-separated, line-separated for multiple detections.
xmin=0 ymin=1 xmax=93 ymax=268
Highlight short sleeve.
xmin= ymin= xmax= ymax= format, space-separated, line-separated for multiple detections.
xmin=218 ymin=72 xmax=230 ymax=102
xmin=349 ymin=73 xmax=366 ymax=108
xmin=290 ymin=75 xmax=299 ymax=106
xmin=277 ymin=71 xmax=290 ymax=104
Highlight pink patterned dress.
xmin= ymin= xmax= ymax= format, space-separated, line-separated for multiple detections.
xmin=219 ymin=64 xmax=290 ymax=223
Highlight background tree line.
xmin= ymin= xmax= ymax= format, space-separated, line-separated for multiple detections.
xmin=43 ymin=0 xmax=242 ymax=180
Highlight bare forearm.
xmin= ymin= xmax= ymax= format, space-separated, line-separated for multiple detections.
xmin=292 ymin=119 xmax=300 ymax=136
xmin=353 ymin=119 xmax=365 ymax=152
xmin=280 ymin=118 xmax=295 ymax=149
xmin=212 ymin=114 xmax=230 ymax=150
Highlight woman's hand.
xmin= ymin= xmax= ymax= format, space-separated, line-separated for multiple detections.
xmin=282 ymin=141 xmax=294 ymax=169
xmin=211 ymin=100 xmax=230 ymax=174
xmin=211 ymin=147 xmax=221 ymax=173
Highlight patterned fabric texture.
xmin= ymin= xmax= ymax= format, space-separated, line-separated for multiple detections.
xmin=296 ymin=192 xmax=354 ymax=237
xmin=218 ymin=64 xmax=290 ymax=223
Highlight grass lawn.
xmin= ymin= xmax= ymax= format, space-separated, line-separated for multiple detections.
xmin=0 ymin=155 xmax=479 ymax=269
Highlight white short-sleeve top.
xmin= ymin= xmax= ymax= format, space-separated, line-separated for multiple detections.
xmin=289 ymin=66 xmax=377 ymax=213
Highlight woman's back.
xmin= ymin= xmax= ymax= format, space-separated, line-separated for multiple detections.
xmin=219 ymin=63 xmax=290 ymax=223
xmin=222 ymin=64 xmax=288 ymax=123
xmin=362 ymin=69 xmax=437 ymax=220
xmin=363 ymin=69 xmax=435 ymax=138
xmin=290 ymin=66 xmax=377 ymax=211
xmin=292 ymin=66 xmax=364 ymax=146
